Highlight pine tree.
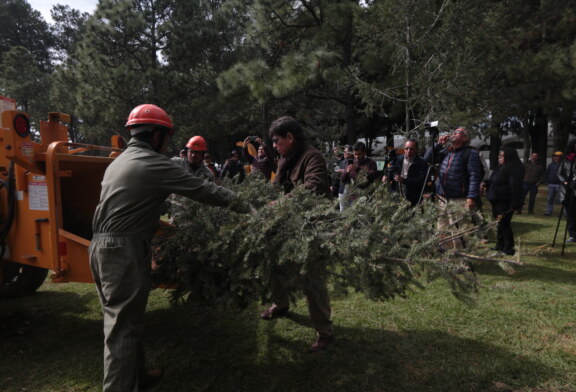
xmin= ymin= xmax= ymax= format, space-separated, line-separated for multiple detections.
xmin=153 ymin=179 xmax=516 ymax=308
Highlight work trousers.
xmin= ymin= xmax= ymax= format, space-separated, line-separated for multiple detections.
xmin=522 ymin=183 xmax=538 ymax=213
xmin=273 ymin=273 xmax=333 ymax=338
xmin=491 ymin=201 xmax=515 ymax=253
xmin=89 ymin=234 xmax=152 ymax=392
xmin=437 ymin=197 xmax=476 ymax=250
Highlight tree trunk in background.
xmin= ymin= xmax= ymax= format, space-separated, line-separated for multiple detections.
xmin=528 ymin=108 xmax=548 ymax=162
xmin=345 ymin=89 xmax=356 ymax=145
xmin=553 ymin=104 xmax=575 ymax=153
xmin=489 ymin=127 xmax=502 ymax=171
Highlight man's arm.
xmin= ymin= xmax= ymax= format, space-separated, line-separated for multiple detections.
xmin=465 ymin=149 xmax=482 ymax=202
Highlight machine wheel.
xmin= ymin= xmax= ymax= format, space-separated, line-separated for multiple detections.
xmin=0 ymin=261 xmax=48 ymax=299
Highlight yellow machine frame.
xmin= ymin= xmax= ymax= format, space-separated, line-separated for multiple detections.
xmin=0 ymin=110 xmax=123 ymax=287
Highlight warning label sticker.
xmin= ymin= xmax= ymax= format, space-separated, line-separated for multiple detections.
xmin=21 ymin=141 xmax=34 ymax=157
xmin=29 ymin=181 xmax=49 ymax=211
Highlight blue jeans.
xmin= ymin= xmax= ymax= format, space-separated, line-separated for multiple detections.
xmin=545 ymin=184 xmax=560 ymax=215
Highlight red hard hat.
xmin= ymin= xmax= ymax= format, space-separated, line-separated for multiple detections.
xmin=186 ymin=136 xmax=208 ymax=152
xmin=125 ymin=104 xmax=173 ymax=131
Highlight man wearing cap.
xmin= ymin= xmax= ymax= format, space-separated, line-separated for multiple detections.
xmin=424 ymin=126 xmax=483 ymax=249
xmin=89 ymin=104 xmax=246 ymax=392
xmin=544 ymin=151 xmax=563 ymax=216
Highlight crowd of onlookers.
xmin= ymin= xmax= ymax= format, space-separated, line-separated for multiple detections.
xmin=172 ymin=129 xmax=576 ymax=251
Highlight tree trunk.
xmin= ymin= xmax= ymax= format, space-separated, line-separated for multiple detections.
xmin=343 ymin=8 xmax=356 ymax=145
xmin=489 ymin=126 xmax=502 ymax=171
xmin=528 ymin=108 xmax=548 ymax=162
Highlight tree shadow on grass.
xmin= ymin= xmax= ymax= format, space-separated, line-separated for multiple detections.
xmin=0 ymin=289 xmax=103 ymax=392
xmin=476 ymin=257 xmax=576 ymax=285
xmin=512 ymin=221 xmax=549 ymax=236
xmin=145 ymin=303 xmax=563 ymax=392
xmin=0 ymin=289 xmax=567 ymax=392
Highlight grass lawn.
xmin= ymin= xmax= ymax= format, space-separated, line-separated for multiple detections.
xmin=1 ymin=190 xmax=575 ymax=392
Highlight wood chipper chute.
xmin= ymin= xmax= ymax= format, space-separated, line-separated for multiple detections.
xmin=0 ymin=106 xmax=124 ymax=298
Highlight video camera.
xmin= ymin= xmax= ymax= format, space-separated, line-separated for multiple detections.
xmin=425 ymin=121 xmax=439 ymax=137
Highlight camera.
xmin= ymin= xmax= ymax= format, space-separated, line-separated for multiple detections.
xmin=347 ymin=158 xmax=354 ymax=165
xmin=248 ymin=136 xmax=258 ymax=143
xmin=425 ymin=121 xmax=439 ymax=137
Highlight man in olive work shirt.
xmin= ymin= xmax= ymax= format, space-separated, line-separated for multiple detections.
xmin=89 ymin=104 xmax=245 ymax=392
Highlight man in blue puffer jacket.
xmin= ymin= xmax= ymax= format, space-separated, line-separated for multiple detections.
xmin=424 ymin=126 xmax=483 ymax=249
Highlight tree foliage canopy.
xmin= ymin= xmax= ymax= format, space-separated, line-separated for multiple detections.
xmin=0 ymin=0 xmax=575 ymax=154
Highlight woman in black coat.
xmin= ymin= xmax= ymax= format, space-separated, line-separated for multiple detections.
xmin=485 ymin=147 xmax=524 ymax=255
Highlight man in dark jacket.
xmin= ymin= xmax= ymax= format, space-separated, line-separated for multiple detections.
xmin=424 ymin=126 xmax=483 ymax=249
xmin=340 ymin=141 xmax=378 ymax=189
xmin=259 ymin=116 xmax=334 ymax=353
xmin=382 ymin=139 xmax=428 ymax=206
xmin=544 ymin=151 xmax=562 ymax=216
xmin=220 ymin=150 xmax=246 ymax=183
xmin=328 ymin=146 xmax=345 ymax=198
xmin=339 ymin=142 xmax=378 ymax=208
xmin=520 ymin=152 xmax=544 ymax=214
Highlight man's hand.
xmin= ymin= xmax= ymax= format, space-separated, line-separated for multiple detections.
xmin=438 ymin=134 xmax=450 ymax=145
xmin=465 ymin=198 xmax=476 ymax=209
xmin=382 ymin=176 xmax=388 ymax=184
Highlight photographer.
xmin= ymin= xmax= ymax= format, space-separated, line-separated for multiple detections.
xmin=382 ymin=139 xmax=428 ymax=207
xmin=340 ymin=141 xmax=377 ymax=206
xmin=242 ymin=136 xmax=276 ymax=180
xmin=220 ymin=150 xmax=246 ymax=183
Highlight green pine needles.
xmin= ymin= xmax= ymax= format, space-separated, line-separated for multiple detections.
xmin=153 ymin=177 xmax=510 ymax=308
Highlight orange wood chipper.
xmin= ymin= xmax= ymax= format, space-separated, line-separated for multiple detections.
xmin=0 ymin=107 xmax=124 ymax=298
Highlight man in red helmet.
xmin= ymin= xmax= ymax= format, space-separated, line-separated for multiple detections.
xmin=172 ymin=135 xmax=214 ymax=182
xmin=89 ymin=104 xmax=246 ymax=392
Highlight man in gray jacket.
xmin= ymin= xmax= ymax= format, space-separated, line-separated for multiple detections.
xmin=89 ymin=104 xmax=245 ymax=392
